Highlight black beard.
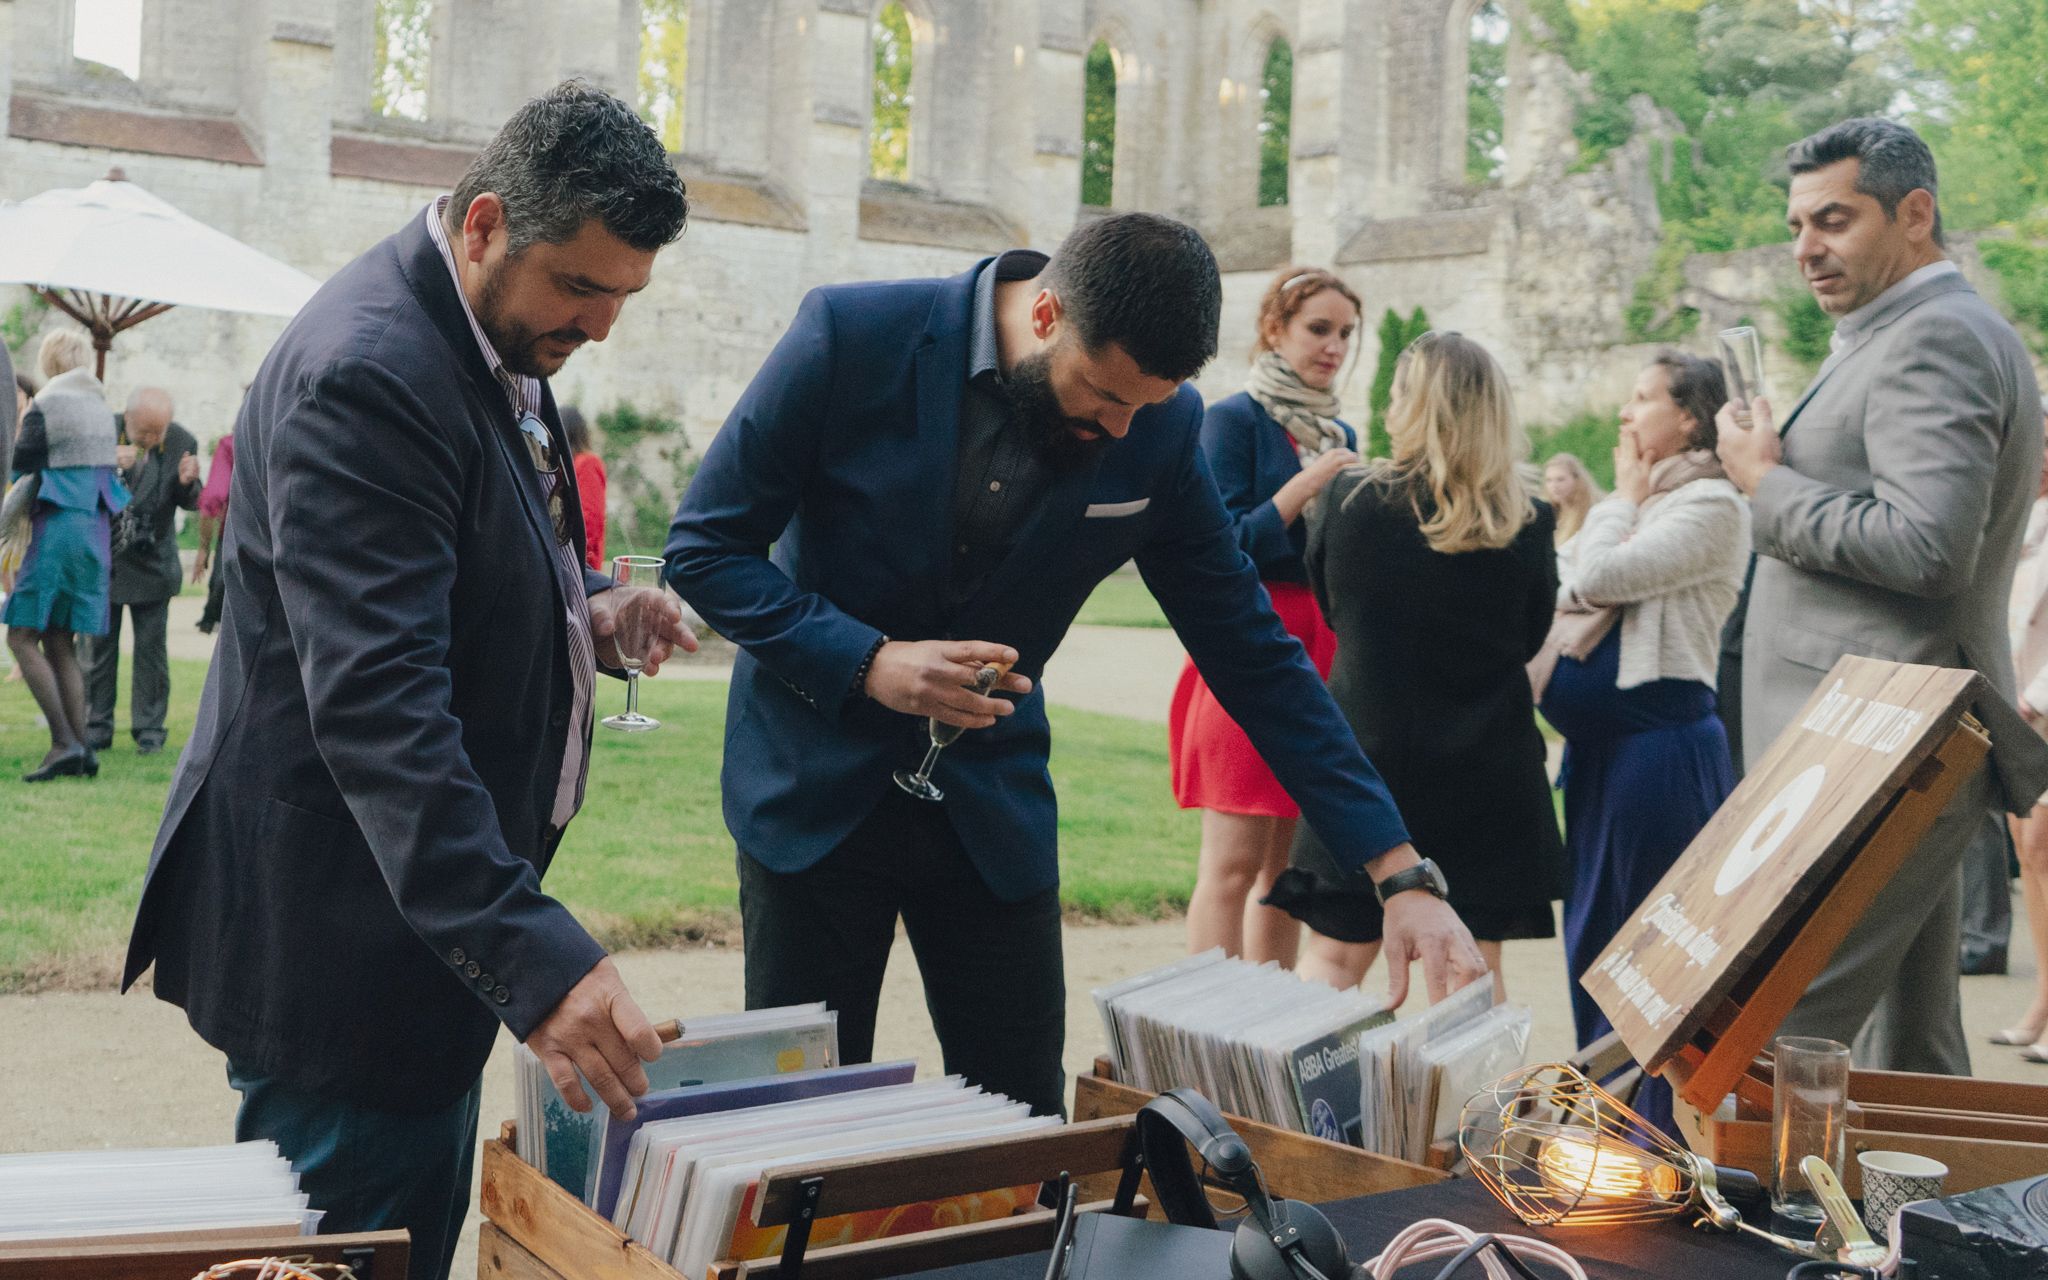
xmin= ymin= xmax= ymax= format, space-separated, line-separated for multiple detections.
xmin=1005 ymin=350 xmax=1112 ymax=472
xmin=476 ymin=259 xmax=581 ymax=378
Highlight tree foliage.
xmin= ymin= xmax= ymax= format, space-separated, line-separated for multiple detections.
xmin=638 ymin=0 xmax=689 ymax=153
xmin=1468 ymin=2 xmax=1511 ymax=184
xmin=1082 ymin=40 xmax=1117 ymax=207
xmin=1906 ymin=0 xmax=2048 ymax=226
xmin=1258 ymin=39 xmax=1292 ymax=207
xmin=370 ymin=0 xmax=432 ymax=121
xmin=869 ymin=3 xmax=913 ymax=182
xmin=1368 ymin=307 xmax=1434 ymax=443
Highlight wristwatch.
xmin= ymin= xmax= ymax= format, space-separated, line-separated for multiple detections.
xmin=1372 ymin=858 xmax=1449 ymax=906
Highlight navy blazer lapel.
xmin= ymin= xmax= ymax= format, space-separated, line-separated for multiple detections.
xmin=915 ymin=269 xmax=979 ymax=602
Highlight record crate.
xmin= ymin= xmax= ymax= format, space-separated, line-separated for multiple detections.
xmin=481 ymin=1080 xmax=1442 ymax=1280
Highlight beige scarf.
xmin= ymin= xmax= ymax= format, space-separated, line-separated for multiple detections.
xmin=1528 ymin=448 xmax=1726 ymax=701
xmin=1245 ymin=350 xmax=1349 ymax=458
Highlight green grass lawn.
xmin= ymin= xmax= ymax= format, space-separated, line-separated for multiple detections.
xmin=1073 ymin=572 xmax=1169 ymax=629
xmin=0 ymin=657 xmax=1197 ymax=990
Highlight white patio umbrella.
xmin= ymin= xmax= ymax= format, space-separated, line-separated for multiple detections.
xmin=0 ymin=167 xmax=320 ymax=378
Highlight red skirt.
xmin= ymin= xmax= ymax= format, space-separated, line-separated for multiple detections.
xmin=1168 ymin=580 xmax=1337 ymax=817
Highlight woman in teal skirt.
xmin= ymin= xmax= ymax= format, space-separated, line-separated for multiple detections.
xmin=3 ymin=330 xmax=126 ymax=781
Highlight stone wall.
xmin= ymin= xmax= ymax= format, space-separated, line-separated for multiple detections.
xmin=3 ymin=0 xmax=1675 ymax=466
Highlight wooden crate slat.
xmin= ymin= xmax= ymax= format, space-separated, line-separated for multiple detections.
xmin=1072 ymin=1073 xmax=1445 ymax=1203
xmin=0 ymin=1230 xmax=410 ymax=1280
xmin=1704 ymin=1120 xmax=2048 ymax=1197
xmin=480 ymin=1222 xmax=572 ymax=1280
xmin=480 ymin=1139 xmax=682 ymax=1280
xmin=710 ymin=1202 xmax=1098 ymax=1280
xmin=750 ymin=1116 xmax=1135 ymax=1226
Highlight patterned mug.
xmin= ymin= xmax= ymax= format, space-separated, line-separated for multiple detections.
xmin=1856 ymin=1150 xmax=1948 ymax=1240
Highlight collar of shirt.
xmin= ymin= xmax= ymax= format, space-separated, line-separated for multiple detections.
xmin=423 ymin=198 xmax=543 ymax=422
xmin=968 ymin=249 xmax=1052 ymax=387
xmin=1830 ymin=258 xmax=1960 ymax=354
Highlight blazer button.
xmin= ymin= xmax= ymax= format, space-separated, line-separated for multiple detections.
xmin=477 ymin=973 xmax=494 ymax=988
xmin=465 ymin=961 xmax=481 ymax=978
xmin=449 ymin=947 xmax=466 ymax=965
xmin=493 ymin=987 xmax=511 ymax=1005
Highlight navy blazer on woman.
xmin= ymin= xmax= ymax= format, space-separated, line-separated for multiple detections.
xmin=666 ymin=261 xmax=1410 ymax=902
xmin=123 ymin=212 xmax=611 ymax=1111
xmin=1203 ymin=390 xmax=1357 ymax=585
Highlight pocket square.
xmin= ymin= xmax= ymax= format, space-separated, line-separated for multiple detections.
xmin=1083 ymin=499 xmax=1149 ymax=518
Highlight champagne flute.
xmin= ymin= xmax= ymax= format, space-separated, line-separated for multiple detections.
xmin=601 ymin=555 xmax=668 ymax=733
xmin=894 ymin=662 xmax=1008 ymax=802
xmin=1717 ymin=326 xmax=1768 ymax=430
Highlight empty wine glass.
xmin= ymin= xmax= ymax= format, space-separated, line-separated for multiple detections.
xmin=602 ymin=555 xmax=668 ymax=733
xmin=1717 ymin=326 xmax=1767 ymax=430
xmin=894 ymin=663 xmax=1006 ymax=802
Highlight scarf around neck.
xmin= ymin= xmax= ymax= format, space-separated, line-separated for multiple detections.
xmin=1245 ymin=350 xmax=1348 ymax=459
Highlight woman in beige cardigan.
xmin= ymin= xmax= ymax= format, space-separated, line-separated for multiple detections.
xmin=1538 ymin=351 xmax=1749 ymax=1130
xmin=1998 ymin=438 xmax=2048 ymax=1062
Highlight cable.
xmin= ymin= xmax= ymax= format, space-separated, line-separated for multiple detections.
xmin=1785 ymin=1263 xmax=1882 ymax=1280
xmin=1426 ymin=1236 xmax=1546 ymax=1280
xmin=1364 ymin=1218 xmax=1589 ymax=1280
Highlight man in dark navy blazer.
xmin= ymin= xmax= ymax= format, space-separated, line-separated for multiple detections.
xmin=123 ymin=84 xmax=692 ymax=1280
xmin=668 ymin=214 xmax=1487 ymax=1118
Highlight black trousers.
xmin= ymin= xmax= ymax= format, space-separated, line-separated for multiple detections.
xmin=737 ymin=788 xmax=1068 ymax=1118
xmin=85 ymin=598 xmax=171 ymax=748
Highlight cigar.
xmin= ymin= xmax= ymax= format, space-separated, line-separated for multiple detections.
xmin=654 ymin=1018 xmax=682 ymax=1044
xmin=975 ymin=659 xmax=1014 ymax=690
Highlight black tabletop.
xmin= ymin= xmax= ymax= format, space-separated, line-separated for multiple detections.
xmin=902 ymin=1178 xmax=1799 ymax=1279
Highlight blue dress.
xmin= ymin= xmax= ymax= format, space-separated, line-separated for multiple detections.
xmin=1541 ymin=625 xmax=1734 ymax=1132
xmin=3 ymin=467 xmax=127 ymax=635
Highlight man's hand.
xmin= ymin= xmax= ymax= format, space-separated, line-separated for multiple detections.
xmin=190 ymin=549 xmax=209 ymax=584
xmin=589 ymin=585 xmax=698 ymax=676
xmin=523 ymin=957 xmax=662 ymax=1120
xmin=865 ymin=640 xmax=1032 ymax=728
xmin=1714 ymin=395 xmax=1781 ymax=496
xmin=115 ymin=444 xmax=137 ymax=471
xmin=177 ymin=454 xmax=201 ymax=486
xmin=1366 ymin=844 xmax=1489 ymax=1009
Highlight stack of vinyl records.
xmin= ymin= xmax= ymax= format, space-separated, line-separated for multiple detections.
xmin=609 ymin=1070 xmax=1055 ymax=1277
xmin=0 ymin=1142 xmax=316 ymax=1242
xmin=1356 ymin=975 xmax=1530 ymax=1164
xmin=1092 ymin=949 xmax=1394 ymax=1146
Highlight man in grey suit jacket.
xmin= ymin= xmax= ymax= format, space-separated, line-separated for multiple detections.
xmin=1718 ymin=118 xmax=2048 ymax=1075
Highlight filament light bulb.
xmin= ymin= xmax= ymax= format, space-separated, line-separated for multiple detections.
xmin=1536 ymin=1132 xmax=1682 ymax=1203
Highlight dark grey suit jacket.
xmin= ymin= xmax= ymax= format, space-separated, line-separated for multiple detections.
xmin=1743 ymin=267 xmax=2048 ymax=809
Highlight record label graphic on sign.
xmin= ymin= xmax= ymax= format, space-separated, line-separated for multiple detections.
xmin=1714 ymin=763 xmax=1827 ymax=896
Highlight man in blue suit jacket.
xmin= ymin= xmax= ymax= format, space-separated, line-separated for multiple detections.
xmin=669 ymin=214 xmax=1485 ymax=1117
xmin=124 ymin=85 xmax=692 ymax=1280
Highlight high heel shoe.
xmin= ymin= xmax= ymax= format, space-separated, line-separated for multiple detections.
xmin=2020 ymin=1043 xmax=2048 ymax=1064
xmin=22 ymin=750 xmax=89 ymax=783
xmin=1991 ymin=1024 xmax=2047 ymax=1047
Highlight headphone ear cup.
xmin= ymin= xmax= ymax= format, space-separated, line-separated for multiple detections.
xmin=1228 ymin=1198 xmax=1351 ymax=1280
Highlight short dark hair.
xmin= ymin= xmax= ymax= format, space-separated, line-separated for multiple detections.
xmin=1651 ymin=350 xmax=1728 ymax=451
xmin=1041 ymin=213 xmax=1221 ymax=382
xmin=448 ymin=81 xmax=688 ymax=254
xmin=1787 ymin=117 xmax=1943 ymax=247
xmin=560 ymin=404 xmax=591 ymax=454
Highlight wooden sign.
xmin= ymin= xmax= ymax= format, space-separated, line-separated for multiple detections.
xmin=1585 ymin=657 xmax=1990 ymax=1109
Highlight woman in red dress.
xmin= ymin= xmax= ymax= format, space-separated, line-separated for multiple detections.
xmin=1171 ymin=266 xmax=1362 ymax=964
xmin=562 ymin=405 xmax=607 ymax=570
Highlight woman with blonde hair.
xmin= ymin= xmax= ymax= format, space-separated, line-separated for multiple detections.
xmin=1543 ymin=452 xmax=1603 ymax=592
xmin=1172 ymin=266 xmax=1363 ymax=966
xmin=2 ymin=328 xmax=127 ymax=780
xmin=1266 ymin=331 xmax=1562 ymax=992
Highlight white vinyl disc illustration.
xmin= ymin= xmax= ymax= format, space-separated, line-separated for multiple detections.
xmin=1714 ymin=763 xmax=1827 ymax=896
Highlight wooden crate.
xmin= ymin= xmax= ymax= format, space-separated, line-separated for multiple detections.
xmin=1676 ymin=1062 xmax=2048 ymax=1198
xmin=0 ymin=1229 xmax=410 ymax=1280
xmin=481 ymin=1116 xmax=1149 ymax=1280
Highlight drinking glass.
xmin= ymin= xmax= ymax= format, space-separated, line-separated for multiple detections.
xmin=1770 ymin=1035 xmax=1851 ymax=1226
xmin=1717 ymin=326 xmax=1768 ymax=429
xmin=894 ymin=663 xmax=1005 ymax=802
xmin=601 ymin=555 xmax=669 ymax=733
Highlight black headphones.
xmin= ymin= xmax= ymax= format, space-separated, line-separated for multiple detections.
xmin=1136 ymin=1089 xmax=1358 ymax=1280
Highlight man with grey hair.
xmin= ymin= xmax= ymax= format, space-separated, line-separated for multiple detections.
xmin=123 ymin=83 xmax=691 ymax=1280
xmin=84 ymin=386 xmax=199 ymax=755
xmin=1718 ymin=116 xmax=2048 ymax=1074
